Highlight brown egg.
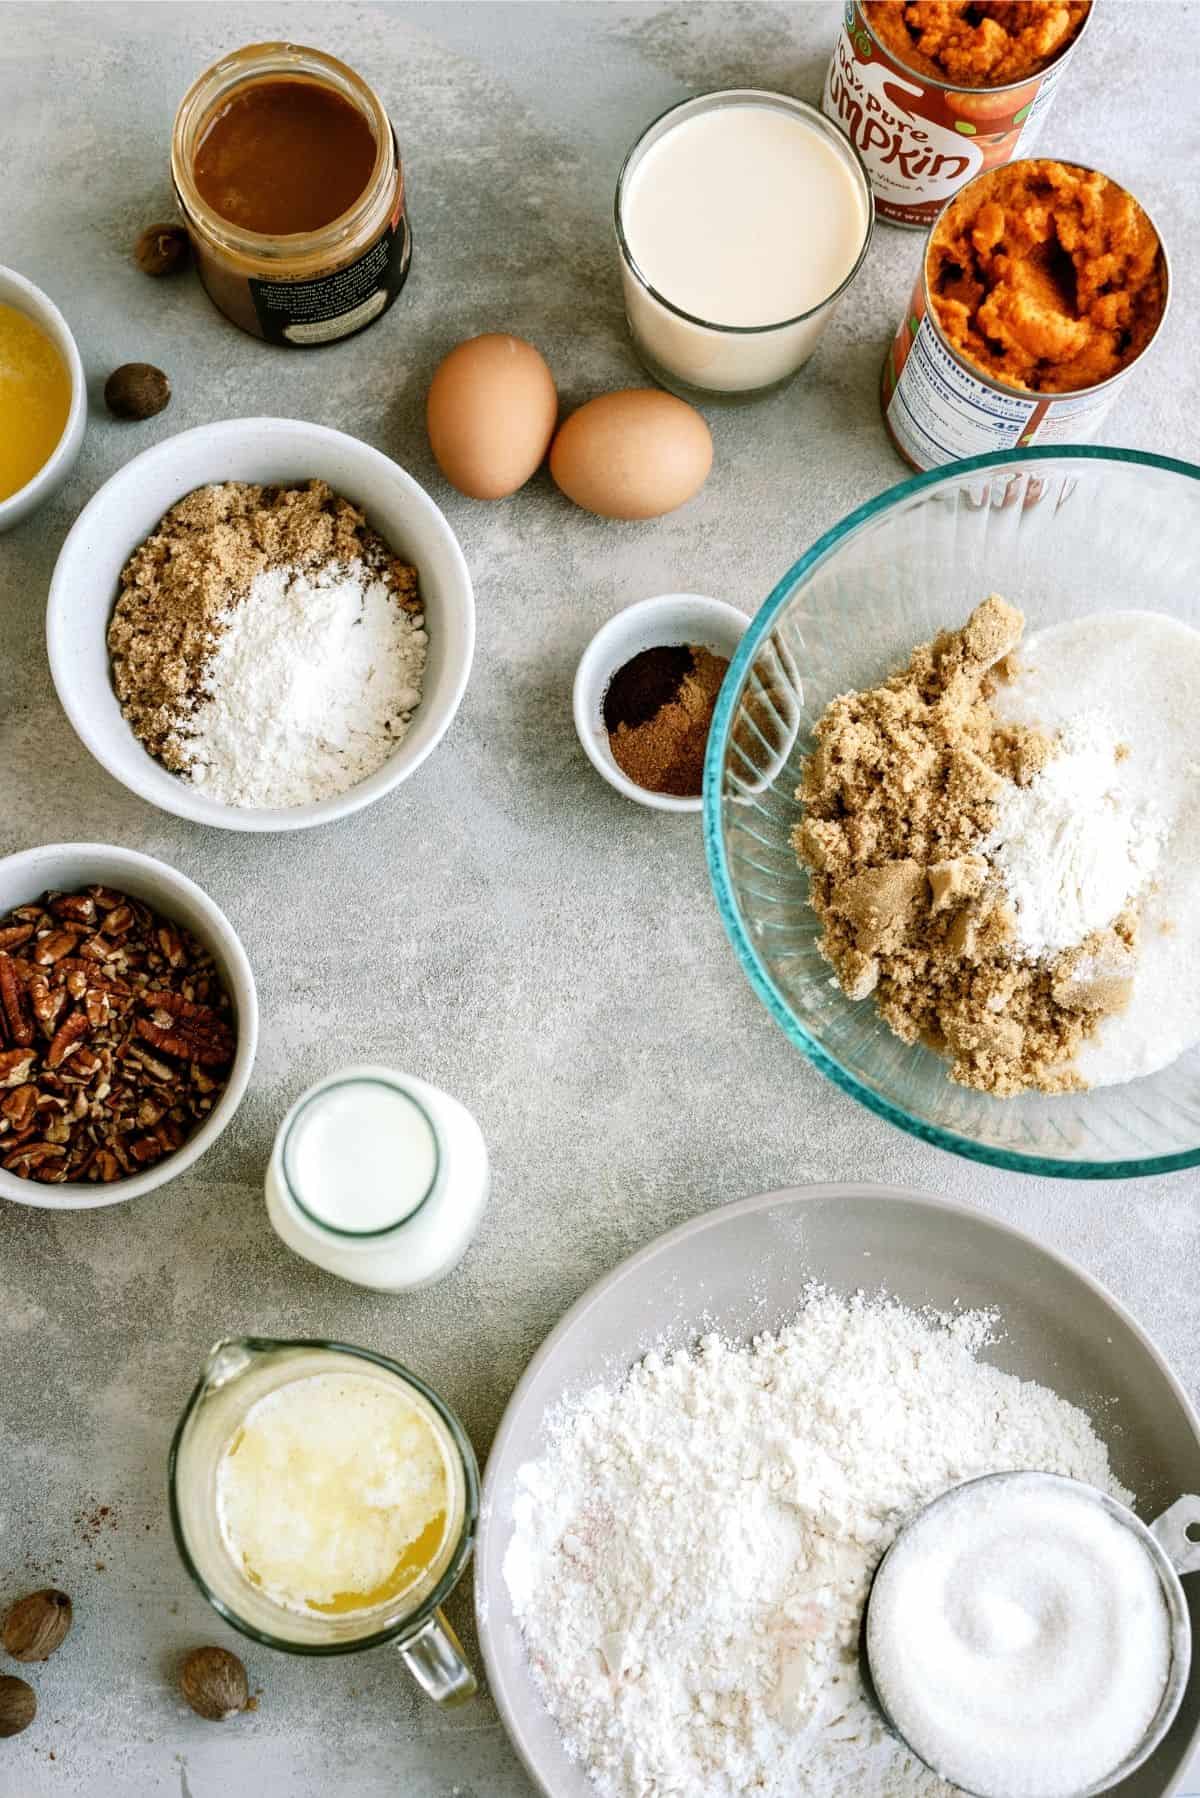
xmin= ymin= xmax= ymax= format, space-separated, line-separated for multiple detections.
xmin=549 ymin=390 xmax=712 ymax=521
xmin=426 ymin=333 xmax=558 ymax=500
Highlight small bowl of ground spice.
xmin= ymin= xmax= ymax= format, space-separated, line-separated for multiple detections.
xmin=574 ymin=595 xmax=748 ymax=812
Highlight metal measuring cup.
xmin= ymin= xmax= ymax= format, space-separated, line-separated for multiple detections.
xmin=861 ymin=1472 xmax=1200 ymax=1798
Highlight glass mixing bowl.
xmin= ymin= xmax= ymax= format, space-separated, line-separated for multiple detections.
xmin=704 ymin=448 xmax=1200 ymax=1179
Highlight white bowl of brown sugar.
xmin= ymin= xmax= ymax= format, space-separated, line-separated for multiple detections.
xmin=46 ymin=418 xmax=475 ymax=832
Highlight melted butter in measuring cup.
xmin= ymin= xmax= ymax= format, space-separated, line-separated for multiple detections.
xmin=265 ymin=1067 xmax=489 ymax=1291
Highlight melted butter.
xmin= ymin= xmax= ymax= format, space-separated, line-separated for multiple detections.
xmin=306 ymin=1510 xmax=449 ymax=1615
xmin=0 ymin=304 xmax=71 ymax=503
xmin=215 ymin=1370 xmax=453 ymax=1620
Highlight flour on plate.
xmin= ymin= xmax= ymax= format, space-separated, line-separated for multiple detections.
xmin=503 ymin=1288 xmax=1131 ymax=1798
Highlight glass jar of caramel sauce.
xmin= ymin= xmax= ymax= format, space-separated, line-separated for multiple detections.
xmin=172 ymin=43 xmax=411 ymax=346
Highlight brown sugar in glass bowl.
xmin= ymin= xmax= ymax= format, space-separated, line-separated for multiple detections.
xmin=864 ymin=1 xmax=1091 ymax=89
xmin=926 ymin=158 xmax=1168 ymax=393
xmin=172 ymin=43 xmax=411 ymax=346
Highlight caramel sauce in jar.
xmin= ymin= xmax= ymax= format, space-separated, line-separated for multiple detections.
xmin=173 ymin=44 xmax=410 ymax=346
xmin=194 ymin=78 xmax=378 ymax=235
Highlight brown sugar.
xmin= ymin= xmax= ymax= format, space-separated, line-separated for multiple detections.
xmin=107 ymin=480 xmax=419 ymax=771
xmin=927 ymin=160 xmax=1166 ymax=394
xmin=792 ymin=595 xmax=1137 ymax=1095
xmin=866 ymin=2 xmax=1090 ymax=88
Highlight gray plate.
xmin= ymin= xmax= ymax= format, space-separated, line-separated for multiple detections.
xmin=476 ymin=1184 xmax=1200 ymax=1798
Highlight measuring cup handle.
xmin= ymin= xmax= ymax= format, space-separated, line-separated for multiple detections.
xmin=1150 ymin=1494 xmax=1200 ymax=1576
xmin=395 ymin=1608 xmax=478 ymax=1707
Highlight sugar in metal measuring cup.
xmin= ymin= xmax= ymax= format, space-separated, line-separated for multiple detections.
xmin=169 ymin=1338 xmax=480 ymax=1706
xmin=862 ymin=1472 xmax=1200 ymax=1798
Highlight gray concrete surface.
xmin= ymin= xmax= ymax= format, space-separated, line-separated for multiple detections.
xmin=1 ymin=4 xmax=1197 ymax=1794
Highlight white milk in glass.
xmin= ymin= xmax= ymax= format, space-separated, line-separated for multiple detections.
xmin=618 ymin=94 xmax=870 ymax=395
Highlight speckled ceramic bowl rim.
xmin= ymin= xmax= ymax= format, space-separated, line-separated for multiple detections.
xmin=0 ymin=265 xmax=86 ymax=530
xmin=475 ymin=1182 xmax=1200 ymax=1798
xmin=0 ymin=843 xmax=258 ymax=1209
xmin=702 ymin=445 xmax=1200 ymax=1181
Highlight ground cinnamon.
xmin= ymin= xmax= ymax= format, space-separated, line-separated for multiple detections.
xmin=603 ymin=644 xmax=728 ymax=797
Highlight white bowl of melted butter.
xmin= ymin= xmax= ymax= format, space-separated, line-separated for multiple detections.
xmin=0 ymin=266 xmax=86 ymax=533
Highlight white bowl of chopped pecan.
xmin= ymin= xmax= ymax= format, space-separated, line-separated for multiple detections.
xmin=45 ymin=417 xmax=474 ymax=832
xmin=0 ymin=844 xmax=257 ymax=1208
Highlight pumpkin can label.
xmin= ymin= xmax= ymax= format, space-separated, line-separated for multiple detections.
xmin=822 ymin=2 xmax=1078 ymax=227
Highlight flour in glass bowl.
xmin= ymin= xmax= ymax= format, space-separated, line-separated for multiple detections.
xmin=994 ymin=611 xmax=1200 ymax=1086
xmin=502 ymin=1288 xmax=1133 ymax=1798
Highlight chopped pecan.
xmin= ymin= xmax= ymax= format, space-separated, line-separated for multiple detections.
xmin=49 ymin=892 xmax=96 ymax=925
xmin=136 ymin=991 xmax=234 ymax=1067
xmin=3 ymin=1142 xmax=65 ymax=1174
xmin=157 ymin=926 xmax=187 ymax=968
xmin=46 ymin=1012 xmax=88 ymax=1070
xmin=0 ymin=1049 xmax=36 ymax=1088
xmin=33 ymin=930 xmax=81 ymax=966
xmin=0 ymin=955 xmax=33 ymax=1047
xmin=28 ymin=975 xmax=66 ymax=1030
xmin=80 ymin=936 xmax=120 ymax=963
xmin=0 ymin=1086 xmax=37 ymax=1131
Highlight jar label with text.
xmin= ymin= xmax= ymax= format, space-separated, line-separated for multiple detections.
xmin=248 ymin=213 xmax=411 ymax=347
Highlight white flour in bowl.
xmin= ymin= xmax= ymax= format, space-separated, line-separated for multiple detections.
xmin=186 ymin=559 xmax=427 ymax=808
xmin=984 ymin=709 xmax=1166 ymax=962
xmin=502 ymin=1288 xmax=1132 ymax=1798
xmin=995 ymin=611 xmax=1200 ymax=1085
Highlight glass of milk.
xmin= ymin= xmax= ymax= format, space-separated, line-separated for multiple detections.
xmin=615 ymin=89 xmax=873 ymax=400
xmin=264 ymin=1066 xmax=489 ymax=1291
xmin=169 ymin=1338 xmax=480 ymax=1704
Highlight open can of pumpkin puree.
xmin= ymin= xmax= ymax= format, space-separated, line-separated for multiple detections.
xmin=822 ymin=1 xmax=1095 ymax=228
xmin=881 ymin=158 xmax=1170 ymax=473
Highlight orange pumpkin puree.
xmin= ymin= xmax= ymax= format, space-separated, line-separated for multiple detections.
xmin=926 ymin=161 xmax=1166 ymax=394
xmin=866 ymin=2 xmax=1090 ymax=87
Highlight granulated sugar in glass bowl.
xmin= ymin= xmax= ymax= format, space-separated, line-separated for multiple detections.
xmin=703 ymin=447 xmax=1200 ymax=1178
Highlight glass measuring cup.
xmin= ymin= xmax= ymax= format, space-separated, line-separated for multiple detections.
xmin=169 ymin=1338 xmax=480 ymax=1705
xmin=863 ymin=1472 xmax=1200 ymax=1798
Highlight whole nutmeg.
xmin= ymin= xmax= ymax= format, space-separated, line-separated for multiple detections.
xmin=104 ymin=363 xmax=171 ymax=422
xmin=0 ymin=1675 xmax=36 ymax=1738
xmin=179 ymin=1645 xmax=249 ymax=1721
xmin=1 ymin=1589 xmax=72 ymax=1663
xmin=134 ymin=222 xmax=191 ymax=277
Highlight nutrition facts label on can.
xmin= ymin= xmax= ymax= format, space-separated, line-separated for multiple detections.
xmin=887 ymin=319 xmax=1035 ymax=467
